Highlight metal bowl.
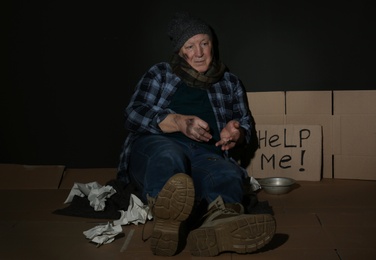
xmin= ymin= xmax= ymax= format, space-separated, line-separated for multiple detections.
xmin=258 ymin=177 xmax=296 ymax=195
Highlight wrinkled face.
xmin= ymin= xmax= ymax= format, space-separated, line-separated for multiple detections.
xmin=178 ymin=34 xmax=213 ymax=73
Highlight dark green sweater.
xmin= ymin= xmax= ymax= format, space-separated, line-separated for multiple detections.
xmin=166 ymin=82 xmax=222 ymax=155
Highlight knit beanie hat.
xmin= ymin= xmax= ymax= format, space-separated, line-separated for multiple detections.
xmin=167 ymin=12 xmax=212 ymax=52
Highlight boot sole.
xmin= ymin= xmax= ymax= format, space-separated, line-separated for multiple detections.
xmin=188 ymin=214 xmax=276 ymax=256
xmin=151 ymin=173 xmax=195 ymax=256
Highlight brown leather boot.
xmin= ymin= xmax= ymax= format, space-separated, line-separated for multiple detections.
xmin=148 ymin=173 xmax=195 ymax=256
xmin=187 ymin=195 xmax=276 ymax=256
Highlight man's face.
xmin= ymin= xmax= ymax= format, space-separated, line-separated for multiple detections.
xmin=178 ymin=34 xmax=213 ymax=73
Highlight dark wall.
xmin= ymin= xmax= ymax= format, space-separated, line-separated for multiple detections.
xmin=2 ymin=0 xmax=375 ymax=168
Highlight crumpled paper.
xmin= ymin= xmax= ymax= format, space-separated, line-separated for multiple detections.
xmin=64 ymin=182 xmax=116 ymax=211
xmin=250 ymin=176 xmax=261 ymax=191
xmin=83 ymin=222 xmax=122 ymax=247
xmin=113 ymin=194 xmax=153 ymax=226
xmin=83 ymin=193 xmax=153 ymax=247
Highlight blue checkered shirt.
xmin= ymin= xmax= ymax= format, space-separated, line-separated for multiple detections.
xmin=117 ymin=62 xmax=252 ymax=183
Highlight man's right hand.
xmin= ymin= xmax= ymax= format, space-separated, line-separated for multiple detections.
xmin=159 ymin=114 xmax=212 ymax=142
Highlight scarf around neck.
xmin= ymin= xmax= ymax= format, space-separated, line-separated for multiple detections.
xmin=169 ymin=53 xmax=227 ymax=90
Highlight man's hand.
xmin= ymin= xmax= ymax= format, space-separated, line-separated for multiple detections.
xmin=159 ymin=114 xmax=212 ymax=142
xmin=215 ymin=120 xmax=244 ymax=151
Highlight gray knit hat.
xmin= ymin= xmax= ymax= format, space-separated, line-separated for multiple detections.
xmin=167 ymin=12 xmax=212 ymax=52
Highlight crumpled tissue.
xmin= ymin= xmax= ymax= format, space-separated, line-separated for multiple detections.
xmin=83 ymin=222 xmax=122 ymax=247
xmin=64 ymin=181 xmax=116 ymax=211
xmin=113 ymin=194 xmax=153 ymax=226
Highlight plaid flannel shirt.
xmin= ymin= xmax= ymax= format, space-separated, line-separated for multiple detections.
xmin=117 ymin=62 xmax=252 ymax=183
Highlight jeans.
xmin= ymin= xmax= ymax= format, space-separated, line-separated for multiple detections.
xmin=129 ymin=135 xmax=245 ymax=204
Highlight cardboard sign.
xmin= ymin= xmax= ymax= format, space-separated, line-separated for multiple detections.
xmin=247 ymin=125 xmax=322 ymax=181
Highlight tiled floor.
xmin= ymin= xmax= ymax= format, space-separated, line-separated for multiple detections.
xmin=1 ymin=178 xmax=376 ymax=259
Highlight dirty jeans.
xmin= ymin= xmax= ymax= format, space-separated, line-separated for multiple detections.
xmin=128 ymin=134 xmax=245 ymax=204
